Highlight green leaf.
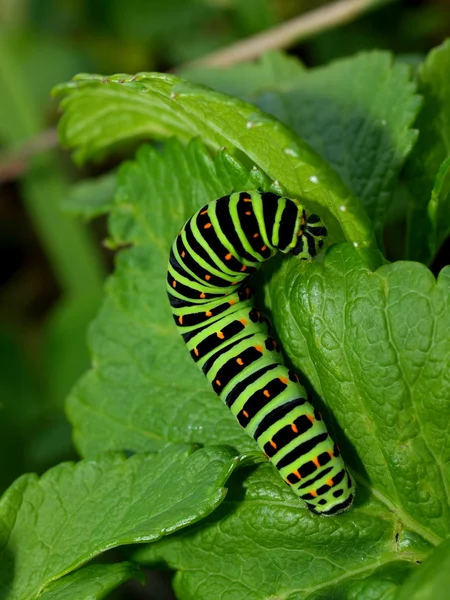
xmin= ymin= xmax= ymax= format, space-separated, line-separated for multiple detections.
xmin=53 ymin=70 xmax=376 ymax=251
xmin=405 ymin=39 xmax=450 ymax=263
xmin=184 ymin=50 xmax=421 ymax=238
xmin=43 ymin=295 xmax=102 ymax=409
xmin=39 ymin=562 xmax=142 ymax=600
xmin=0 ymin=445 xmax=238 ymax=600
xmin=395 ymin=537 xmax=450 ymax=600
xmin=67 ymin=139 xmax=275 ymax=457
xmin=0 ymin=331 xmax=42 ymax=492
xmin=427 ymin=155 xmax=450 ymax=261
xmin=61 ymin=172 xmax=117 ymax=220
xmin=181 ymin=50 xmax=306 ymax=100
xmin=269 ymin=243 xmax=450 ymax=543
xmin=134 ymin=465 xmax=421 ymax=600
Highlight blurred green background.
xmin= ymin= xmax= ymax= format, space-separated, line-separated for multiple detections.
xmin=0 ymin=0 xmax=449 ymax=596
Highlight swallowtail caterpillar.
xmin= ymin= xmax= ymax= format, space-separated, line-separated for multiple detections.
xmin=167 ymin=191 xmax=355 ymax=515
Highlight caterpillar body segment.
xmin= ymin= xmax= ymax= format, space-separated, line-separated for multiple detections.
xmin=167 ymin=191 xmax=355 ymax=515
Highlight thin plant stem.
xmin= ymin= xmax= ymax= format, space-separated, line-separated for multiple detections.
xmin=179 ymin=0 xmax=398 ymax=69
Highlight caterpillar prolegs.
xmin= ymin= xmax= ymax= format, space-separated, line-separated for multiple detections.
xmin=167 ymin=191 xmax=355 ymax=515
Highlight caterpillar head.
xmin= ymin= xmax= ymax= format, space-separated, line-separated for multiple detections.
xmin=291 ymin=213 xmax=327 ymax=260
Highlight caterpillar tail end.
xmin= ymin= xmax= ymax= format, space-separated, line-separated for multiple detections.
xmin=307 ymin=469 xmax=355 ymax=516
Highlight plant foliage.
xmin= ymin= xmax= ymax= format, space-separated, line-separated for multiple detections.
xmin=1 ymin=43 xmax=449 ymax=600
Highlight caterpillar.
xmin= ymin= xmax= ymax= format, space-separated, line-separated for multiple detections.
xmin=167 ymin=191 xmax=355 ymax=516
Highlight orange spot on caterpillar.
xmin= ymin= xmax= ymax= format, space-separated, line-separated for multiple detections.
xmin=204 ymin=223 xmax=212 ymax=229
xmin=243 ymin=198 xmax=252 ymax=202
xmin=217 ymin=331 xmax=225 ymax=339
xmin=306 ymin=414 xmax=314 ymax=424
xmin=326 ymin=479 xmax=334 ymax=487
xmin=194 ymin=348 xmax=199 ymax=356
xmin=181 ymin=250 xmax=186 ymax=258
xmin=178 ymin=316 xmax=183 ymax=325
xmin=294 ymin=470 xmax=301 ymax=479
xmin=280 ymin=377 xmax=288 ymax=384
xmin=215 ymin=380 xmax=221 ymax=387
xmin=240 ymin=265 xmax=247 ymax=272
xmin=240 ymin=319 xmax=247 ymax=326
xmin=263 ymin=390 xmax=270 ymax=398
xmin=229 ymin=299 xmax=236 ymax=305
xmin=261 ymin=245 xmax=267 ymax=251
xmin=310 ymin=490 xmax=318 ymax=497
xmin=200 ymin=209 xmax=208 ymax=215
xmin=270 ymin=440 xmax=277 ymax=449
xmin=253 ymin=233 xmax=259 ymax=238
xmin=200 ymin=292 xmax=206 ymax=299
xmin=172 ymin=280 xmax=177 ymax=288
xmin=236 ymin=358 xmax=244 ymax=366
xmin=243 ymin=410 xmax=249 ymax=418
xmin=225 ymin=253 xmax=232 ymax=260
xmin=245 ymin=211 xmax=251 ymax=216
xmin=205 ymin=311 xmax=213 ymax=317
xmin=312 ymin=457 xmax=320 ymax=468
xmin=254 ymin=345 xmax=264 ymax=353
xmin=291 ymin=423 xmax=298 ymax=434
xmin=328 ymin=450 xmax=334 ymax=458
xmin=205 ymin=274 xmax=211 ymax=281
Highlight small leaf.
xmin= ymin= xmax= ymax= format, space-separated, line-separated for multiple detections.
xmin=405 ymin=39 xmax=450 ymax=263
xmin=427 ymin=155 xmax=450 ymax=261
xmin=39 ymin=562 xmax=142 ymax=600
xmin=0 ymin=445 xmax=238 ymax=600
xmin=395 ymin=536 xmax=450 ymax=600
xmin=53 ymin=71 xmax=375 ymax=250
xmin=61 ymin=171 xmax=117 ymax=220
xmin=181 ymin=50 xmax=306 ymax=100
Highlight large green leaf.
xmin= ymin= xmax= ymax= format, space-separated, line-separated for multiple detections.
xmin=183 ymin=50 xmax=421 ymax=238
xmin=135 ymin=464 xmax=423 ymax=600
xmin=0 ymin=445 xmax=238 ymax=600
xmin=269 ymin=243 xmax=450 ymax=543
xmin=405 ymin=39 xmax=450 ymax=263
xmin=53 ymin=70 xmax=376 ymax=251
xmin=39 ymin=563 xmax=142 ymax=600
xmin=67 ymin=139 xmax=274 ymax=457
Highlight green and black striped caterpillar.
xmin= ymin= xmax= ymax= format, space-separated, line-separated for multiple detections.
xmin=167 ymin=191 xmax=355 ymax=515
